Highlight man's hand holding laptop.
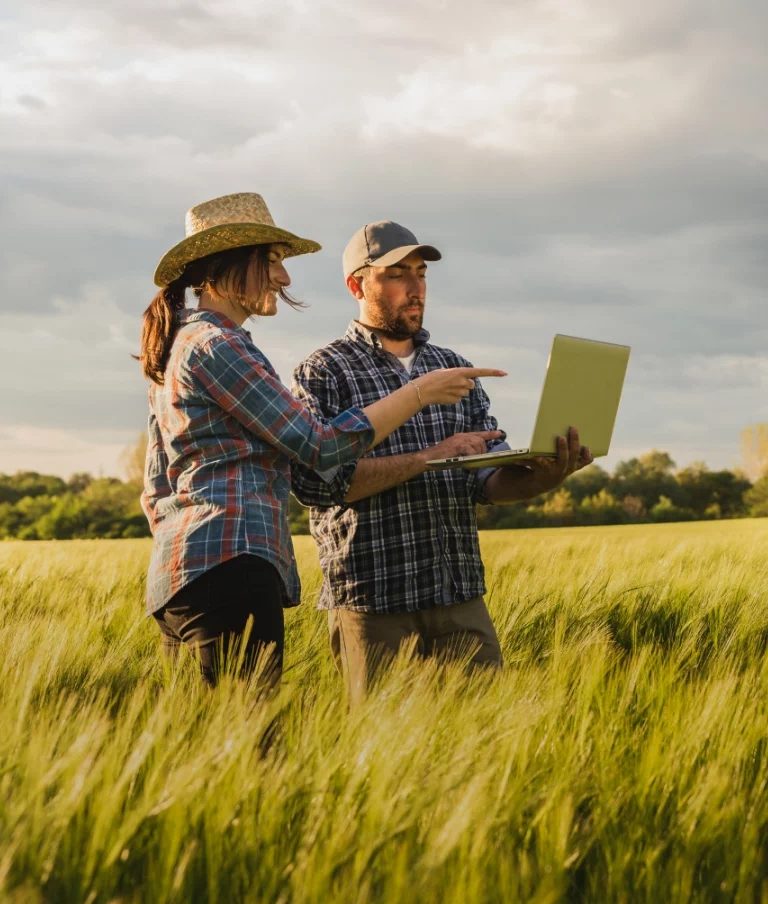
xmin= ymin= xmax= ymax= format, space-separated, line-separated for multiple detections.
xmin=521 ymin=425 xmax=594 ymax=489
xmin=481 ymin=426 xmax=593 ymax=502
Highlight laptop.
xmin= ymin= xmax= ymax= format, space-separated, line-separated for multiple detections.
xmin=426 ymin=334 xmax=631 ymax=470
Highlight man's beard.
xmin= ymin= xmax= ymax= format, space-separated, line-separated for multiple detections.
xmin=369 ymin=302 xmax=424 ymax=341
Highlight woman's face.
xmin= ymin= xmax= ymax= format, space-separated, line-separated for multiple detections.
xmin=246 ymin=243 xmax=291 ymax=317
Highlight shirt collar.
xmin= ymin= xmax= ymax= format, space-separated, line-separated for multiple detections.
xmin=179 ymin=307 xmax=251 ymax=337
xmin=344 ymin=319 xmax=431 ymax=352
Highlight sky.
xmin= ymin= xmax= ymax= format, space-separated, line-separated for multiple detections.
xmin=1 ymin=0 xmax=766 ymax=479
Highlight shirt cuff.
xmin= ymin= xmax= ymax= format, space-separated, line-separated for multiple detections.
xmin=330 ymin=407 xmax=376 ymax=452
xmin=321 ymin=461 xmax=359 ymax=506
xmin=472 ymin=440 xmax=511 ymax=505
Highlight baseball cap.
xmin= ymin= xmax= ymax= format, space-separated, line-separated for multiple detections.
xmin=342 ymin=220 xmax=442 ymax=279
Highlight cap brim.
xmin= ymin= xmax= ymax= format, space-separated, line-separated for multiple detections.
xmin=369 ymin=244 xmax=442 ymax=269
xmin=154 ymin=222 xmax=322 ymax=287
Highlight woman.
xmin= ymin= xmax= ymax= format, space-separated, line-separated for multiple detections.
xmin=139 ymin=192 xmax=503 ymax=687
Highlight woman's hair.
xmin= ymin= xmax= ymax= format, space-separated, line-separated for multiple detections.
xmin=139 ymin=244 xmax=302 ymax=385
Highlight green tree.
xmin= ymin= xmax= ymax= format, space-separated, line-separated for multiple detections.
xmin=676 ymin=463 xmax=751 ymax=519
xmin=579 ymin=490 xmax=624 ymax=525
xmin=564 ymin=464 xmax=611 ymax=502
xmin=12 ymin=494 xmax=58 ymax=540
xmin=66 ymin=472 xmax=94 ymax=494
xmin=650 ymin=495 xmax=694 ymax=523
xmin=541 ymin=489 xmax=576 ymax=526
xmin=609 ymin=451 xmax=682 ymax=510
xmin=476 ymin=504 xmax=543 ymax=530
xmin=78 ymin=478 xmax=149 ymax=539
xmin=0 ymin=472 xmax=67 ymax=505
xmin=36 ymin=495 xmax=90 ymax=540
xmin=0 ymin=502 xmax=15 ymax=539
xmin=745 ymin=476 xmax=768 ymax=517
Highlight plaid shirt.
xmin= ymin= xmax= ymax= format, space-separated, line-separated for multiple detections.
xmin=141 ymin=309 xmax=374 ymax=616
xmin=290 ymin=320 xmax=507 ymax=614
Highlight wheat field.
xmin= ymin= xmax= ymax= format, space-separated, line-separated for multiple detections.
xmin=2 ymin=520 xmax=768 ymax=903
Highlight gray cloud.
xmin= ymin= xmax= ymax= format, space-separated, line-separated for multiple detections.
xmin=1 ymin=0 xmax=766 ymax=475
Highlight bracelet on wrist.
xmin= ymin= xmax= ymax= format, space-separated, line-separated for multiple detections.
xmin=408 ymin=380 xmax=424 ymax=411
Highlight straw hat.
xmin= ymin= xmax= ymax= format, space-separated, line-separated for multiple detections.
xmin=154 ymin=192 xmax=322 ymax=287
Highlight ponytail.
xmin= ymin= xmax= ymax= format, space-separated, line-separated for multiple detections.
xmin=139 ymin=278 xmax=186 ymax=384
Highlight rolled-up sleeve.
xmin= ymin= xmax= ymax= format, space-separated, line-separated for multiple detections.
xmin=140 ymin=400 xmax=172 ymax=534
xmin=190 ymin=333 xmax=374 ymax=471
xmin=290 ymin=359 xmax=359 ymax=508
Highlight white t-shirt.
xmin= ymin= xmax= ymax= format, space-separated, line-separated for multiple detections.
xmin=397 ymin=351 xmax=417 ymax=374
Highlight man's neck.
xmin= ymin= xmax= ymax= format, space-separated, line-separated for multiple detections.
xmin=357 ymin=321 xmax=416 ymax=358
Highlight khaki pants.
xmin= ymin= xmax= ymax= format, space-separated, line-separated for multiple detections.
xmin=328 ymin=597 xmax=503 ymax=705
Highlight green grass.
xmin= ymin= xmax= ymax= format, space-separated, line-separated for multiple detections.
xmin=3 ymin=521 xmax=768 ymax=903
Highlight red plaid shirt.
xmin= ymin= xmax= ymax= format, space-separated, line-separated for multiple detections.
xmin=141 ymin=308 xmax=374 ymax=615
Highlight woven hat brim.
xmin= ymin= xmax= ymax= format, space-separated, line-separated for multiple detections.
xmin=154 ymin=223 xmax=322 ymax=287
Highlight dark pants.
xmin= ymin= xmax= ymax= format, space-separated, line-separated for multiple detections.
xmin=153 ymin=554 xmax=285 ymax=688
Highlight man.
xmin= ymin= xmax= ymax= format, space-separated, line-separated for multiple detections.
xmin=291 ymin=221 xmax=592 ymax=703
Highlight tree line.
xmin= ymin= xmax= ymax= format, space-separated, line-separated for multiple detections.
xmin=0 ymin=472 xmax=148 ymax=540
xmin=2 ymin=448 xmax=768 ymax=540
xmin=475 ymin=451 xmax=766 ymax=530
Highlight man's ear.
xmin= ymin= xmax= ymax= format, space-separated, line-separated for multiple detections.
xmin=346 ymin=274 xmax=364 ymax=300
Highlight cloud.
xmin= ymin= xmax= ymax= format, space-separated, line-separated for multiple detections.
xmin=0 ymin=284 xmax=146 ymax=431
xmin=0 ymin=0 xmax=766 ymax=476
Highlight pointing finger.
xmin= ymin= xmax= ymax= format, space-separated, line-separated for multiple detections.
xmin=460 ymin=368 xmax=508 ymax=378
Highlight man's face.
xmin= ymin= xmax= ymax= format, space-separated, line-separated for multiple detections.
xmin=354 ymin=250 xmax=427 ymax=340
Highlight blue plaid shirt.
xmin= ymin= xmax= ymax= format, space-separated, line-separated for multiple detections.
xmin=141 ymin=309 xmax=374 ymax=615
xmin=290 ymin=321 xmax=507 ymax=614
